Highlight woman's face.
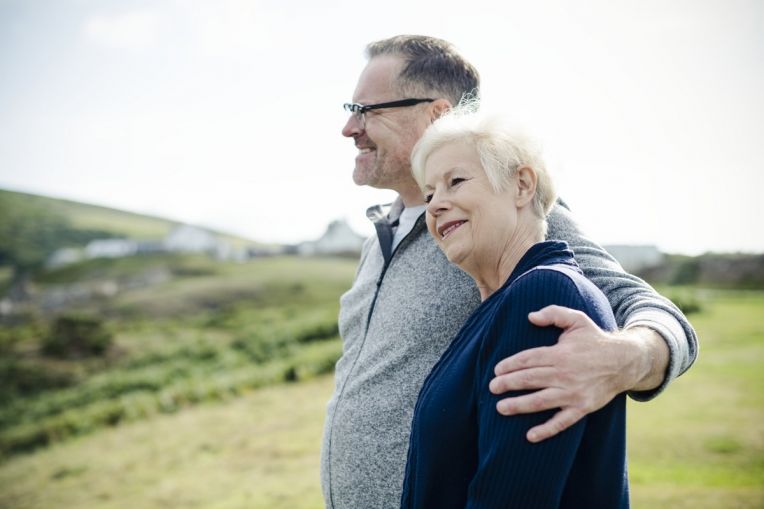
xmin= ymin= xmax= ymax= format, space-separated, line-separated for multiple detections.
xmin=423 ymin=141 xmax=519 ymax=270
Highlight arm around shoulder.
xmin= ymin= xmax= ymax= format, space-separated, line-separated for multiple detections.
xmin=546 ymin=202 xmax=699 ymax=399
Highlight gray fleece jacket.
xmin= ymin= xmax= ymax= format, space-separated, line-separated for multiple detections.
xmin=320 ymin=199 xmax=698 ymax=509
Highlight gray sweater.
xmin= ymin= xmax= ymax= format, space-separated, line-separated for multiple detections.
xmin=320 ymin=200 xmax=698 ymax=509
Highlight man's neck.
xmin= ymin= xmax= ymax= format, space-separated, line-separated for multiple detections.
xmin=398 ymin=186 xmax=426 ymax=208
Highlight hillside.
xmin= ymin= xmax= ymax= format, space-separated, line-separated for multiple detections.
xmin=0 ymin=190 xmax=356 ymax=457
xmin=0 ymin=189 xmax=180 ymax=240
xmin=0 ymin=189 xmax=263 ymax=283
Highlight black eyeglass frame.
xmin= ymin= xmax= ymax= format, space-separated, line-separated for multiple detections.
xmin=343 ymin=98 xmax=435 ymax=122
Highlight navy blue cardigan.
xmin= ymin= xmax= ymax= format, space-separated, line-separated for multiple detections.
xmin=400 ymin=241 xmax=629 ymax=508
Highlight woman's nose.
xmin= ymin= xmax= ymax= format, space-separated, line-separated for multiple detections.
xmin=426 ymin=191 xmax=449 ymax=216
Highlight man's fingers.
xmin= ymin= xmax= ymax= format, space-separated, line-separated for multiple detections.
xmin=495 ymin=306 xmax=599 ymax=377
xmin=526 ymin=408 xmax=585 ymax=443
xmin=528 ymin=305 xmax=588 ymax=329
xmin=495 ymin=388 xmax=563 ymax=416
xmin=489 ymin=367 xmax=558 ymax=394
xmin=493 ymin=346 xmax=554 ymax=376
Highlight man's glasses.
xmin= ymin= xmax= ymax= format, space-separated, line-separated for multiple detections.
xmin=343 ymin=98 xmax=435 ymax=128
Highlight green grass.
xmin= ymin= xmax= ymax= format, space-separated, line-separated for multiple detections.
xmin=627 ymin=289 xmax=764 ymax=508
xmin=1 ymin=188 xmax=193 ymax=241
xmin=54 ymin=200 xmax=175 ymax=240
xmin=0 ymin=286 xmax=762 ymax=508
xmin=0 ymin=256 xmax=357 ymax=456
xmin=0 ymin=375 xmax=336 ymax=509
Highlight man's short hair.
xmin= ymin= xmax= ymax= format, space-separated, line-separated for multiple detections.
xmin=365 ymin=35 xmax=480 ymax=107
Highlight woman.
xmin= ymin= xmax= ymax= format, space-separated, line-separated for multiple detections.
xmin=400 ymin=108 xmax=629 ymax=508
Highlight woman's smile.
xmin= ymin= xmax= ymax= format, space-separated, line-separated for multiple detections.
xmin=438 ymin=220 xmax=467 ymax=240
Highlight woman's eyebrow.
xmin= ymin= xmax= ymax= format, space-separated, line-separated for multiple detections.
xmin=424 ymin=168 xmax=458 ymax=191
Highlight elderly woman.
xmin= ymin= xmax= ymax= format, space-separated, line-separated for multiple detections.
xmin=400 ymin=109 xmax=629 ymax=509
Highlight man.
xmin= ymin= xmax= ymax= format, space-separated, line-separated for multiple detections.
xmin=321 ymin=35 xmax=697 ymax=509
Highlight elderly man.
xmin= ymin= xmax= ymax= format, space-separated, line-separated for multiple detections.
xmin=321 ymin=35 xmax=697 ymax=509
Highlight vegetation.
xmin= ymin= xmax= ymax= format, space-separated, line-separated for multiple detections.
xmin=0 ymin=255 xmax=357 ymax=457
xmin=0 ymin=190 xmax=115 ymax=280
xmin=0 ymin=189 xmax=261 ymax=287
xmin=627 ymin=289 xmax=764 ymax=507
xmin=0 ymin=188 xmax=761 ymax=507
xmin=638 ymin=252 xmax=764 ymax=289
xmin=42 ymin=314 xmax=114 ymax=358
xmin=0 ymin=289 xmax=761 ymax=508
xmin=0 ymin=188 xmax=176 ymax=243
xmin=0 ymin=375 xmax=337 ymax=509
xmin=660 ymin=286 xmax=704 ymax=315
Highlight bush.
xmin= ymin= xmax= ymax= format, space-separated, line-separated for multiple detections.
xmin=672 ymin=295 xmax=703 ymax=315
xmin=0 ymin=360 xmax=79 ymax=401
xmin=42 ymin=314 xmax=113 ymax=358
xmin=664 ymin=290 xmax=704 ymax=315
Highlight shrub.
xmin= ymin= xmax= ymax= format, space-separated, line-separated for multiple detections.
xmin=672 ymin=294 xmax=703 ymax=315
xmin=663 ymin=290 xmax=704 ymax=315
xmin=42 ymin=314 xmax=113 ymax=358
xmin=0 ymin=359 xmax=79 ymax=401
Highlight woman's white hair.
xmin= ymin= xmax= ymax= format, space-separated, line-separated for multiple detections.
xmin=411 ymin=100 xmax=557 ymax=225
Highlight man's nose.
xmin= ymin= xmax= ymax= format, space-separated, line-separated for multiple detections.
xmin=342 ymin=114 xmax=363 ymax=138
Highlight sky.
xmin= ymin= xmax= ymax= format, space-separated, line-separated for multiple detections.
xmin=0 ymin=0 xmax=762 ymax=255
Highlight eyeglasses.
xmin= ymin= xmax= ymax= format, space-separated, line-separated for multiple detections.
xmin=343 ymin=98 xmax=435 ymax=128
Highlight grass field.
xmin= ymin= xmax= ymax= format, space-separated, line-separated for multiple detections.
xmin=0 ymin=282 xmax=762 ymax=507
xmin=627 ymin=289 xmax=764 ymax=508
xmin=0 ymin=374 xmax=336 ymax=509
xmin=0 ymin=256 xmax=357 ymax=457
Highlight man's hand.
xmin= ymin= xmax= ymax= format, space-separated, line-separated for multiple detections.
xmin=489 ymin=305 xmax=669 ymax=443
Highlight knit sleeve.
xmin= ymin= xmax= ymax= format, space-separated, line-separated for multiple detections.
xmin=466 ymin=268 xmax=612 ymax=508
xmin=547 ymin=201 xmax=698 ymax=401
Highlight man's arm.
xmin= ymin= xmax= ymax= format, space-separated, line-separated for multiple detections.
xmin=489 ymin=201 xmax=699 ymax=442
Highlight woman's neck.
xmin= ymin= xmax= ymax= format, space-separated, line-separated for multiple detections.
xmin=466 ymin=222 xmax=543 ymax=301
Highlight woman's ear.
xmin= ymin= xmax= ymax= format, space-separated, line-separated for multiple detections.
xmin=429 ymin=99 xmax=452 ymax=122
xmin=515 ymin=165 xmax=538 ymax=207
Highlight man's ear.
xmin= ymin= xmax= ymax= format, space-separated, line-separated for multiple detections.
xmin=430 ymin=99 xmax=452 ymax=122
xmin=515 ymin=165 xmax=538 ymax=207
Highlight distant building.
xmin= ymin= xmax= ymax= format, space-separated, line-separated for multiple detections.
xmin=44 ymin=223 xmax=257 ymax=269
xmin=251 ymin=245 xmax=291 ymax=257
xmin=85 ymin=239 xmax=138 ymax=259
xmin=299 ymin=219 xmax=366 ymax=256
xmin=214 ymin=242 xmax=249 ymax=263
xmin=164 ymin=224 xmax=220 ymax=253
xmin=46 ymin=247 xmax=85 ymax=268
xmin=603 ymin=244 xmax=664 ymax=272
xmin=135 ymin=240 xmax=165 ymax=254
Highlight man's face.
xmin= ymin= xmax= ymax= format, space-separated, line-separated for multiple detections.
xmin=342 ymin=55 xmax=432 ymax=195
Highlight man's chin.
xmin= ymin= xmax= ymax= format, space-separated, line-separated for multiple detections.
xmin=352 ymin=167 xmax=378 ymax=187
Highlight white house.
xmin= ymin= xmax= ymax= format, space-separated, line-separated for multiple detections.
xmin=46 ymin=247 xmax=85 ymax=268
xmin=299 ymin=219 xmax=366 ymax=256
xmin=85 ymin=239 xmax=138 ymax=259
xmin=163 ymin=224 xmax=221 ymax=254
xmin=603 ymin=244 xmax=664 ymax=272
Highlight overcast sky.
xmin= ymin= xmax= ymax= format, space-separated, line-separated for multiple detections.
xmin=1 ymin=0 xmax=762 ymax=254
